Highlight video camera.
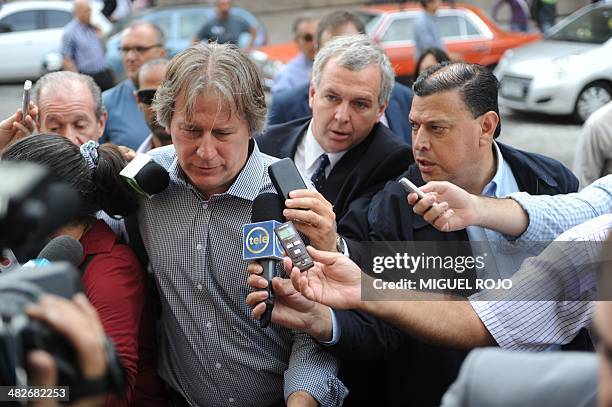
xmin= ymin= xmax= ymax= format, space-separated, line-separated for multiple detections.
xmin=0 ymin=161 xmax=125 ymax=402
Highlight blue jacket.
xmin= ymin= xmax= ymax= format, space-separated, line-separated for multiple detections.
xmin=333 ymin=141 xmax=579 ymax=406
xmin=268 ymin=82 xmax=414 ymax=145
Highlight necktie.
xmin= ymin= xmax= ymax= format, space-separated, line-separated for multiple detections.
xmin=310 ymin=154 xmax=330 ymax=192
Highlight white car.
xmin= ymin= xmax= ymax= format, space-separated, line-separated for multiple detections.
xmin=494 ymin=2 xmax=612 ymax=122
xmin=0 ymin=1 xmax=111 ymax=82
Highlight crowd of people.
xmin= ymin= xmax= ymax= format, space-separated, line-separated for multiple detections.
xmin=1 ymin=0 xmax=611 ymax=406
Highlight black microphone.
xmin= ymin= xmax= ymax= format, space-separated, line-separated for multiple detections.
xmin=244 ymin=193 xmax=285 ymax=328
xmin=37 ymin=235 xmax=84 ymax=267
xmin=24 ymin=235 xmax=84 ymax=269
xmin=13 ymin=182 xmax=81 ymax=261
xmin=120 ymin=154 xmax=170 ymax=197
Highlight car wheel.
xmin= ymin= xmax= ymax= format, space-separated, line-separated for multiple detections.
xmin=574 ymin=81 xmax=612 ymax=123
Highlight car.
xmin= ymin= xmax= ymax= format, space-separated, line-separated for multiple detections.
xmin=495 ymin=2 xmax=612 ymax=123
xmin=104 ymin=4 xmax=268 ymax=80
xmin=0 ymin=0 xmax=111 ymax=82
xmin=253 ymin=2 xmax=541 ymax=87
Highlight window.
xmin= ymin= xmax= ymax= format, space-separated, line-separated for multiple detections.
xmin=0 ymin=10 xmax=39 ymax=32
xmin=548 ymin=7 xmax=612 ymax=44
xmin=42 ymin=10 xmax=72 ymax=29
xmin=437 ymin=15 xmax=462 ymax=38
xmin=463 ymin=16 xmax=483 ymax=37
xmin=382 ymin=17 xmax=415 ymax=42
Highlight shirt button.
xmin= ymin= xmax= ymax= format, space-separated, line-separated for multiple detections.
xmin=206 ymin=321 xmax=212 ymax=328
xmin=197 ymin=284 xmax=202 ymax=290
xmin=215 ymin=362 xmax=221 ymax=369
xmin=229 ymin=398 xmax=235 ymax=403
xmin=196 ymin=243 xmax=202 ymax=250
xmin=202 ymin=203 xmax=208 ymax=210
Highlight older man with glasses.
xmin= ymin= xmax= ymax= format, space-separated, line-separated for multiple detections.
xmin=100 ymin=21 xmax=167 ymax=150
xmin=271 ymin=16 xmax=317 ymax=94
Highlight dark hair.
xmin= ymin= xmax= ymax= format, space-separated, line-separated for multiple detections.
xmin=2 ymin=134 xmax=139 ymax=224
xmin=413 ymin=62 xmax=501 ymax=138
xmin=316 ymin=10 xmax=365 ymax=46
xmin=415 ymin=47 xmax=450 ymax=79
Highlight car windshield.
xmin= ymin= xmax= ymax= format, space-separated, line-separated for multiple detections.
xmin=548 ymin=6 xmax=612 ymax=44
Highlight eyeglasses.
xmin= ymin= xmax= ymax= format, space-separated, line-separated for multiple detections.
xmin=136 ymin=89 xmax=157 ymax=105
xmin=119 ymin=44 xmax=162 ymax=54
xmin=299 ymin=33 xmax=313 ymax=42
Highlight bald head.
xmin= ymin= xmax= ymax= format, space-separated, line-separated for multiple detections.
xmin=73 ymin=0 xmax=91 ymax=25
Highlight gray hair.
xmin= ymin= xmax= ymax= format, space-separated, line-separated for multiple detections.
xmin=33 ymin=71 xmax=105 ymax=119
xmin=134 ymin=57 xmax=170 ymax=89
xmin=312 ymin=34 xmax=394 ymax=106
xmin=153 ymin=42 xmax=266 ymax=133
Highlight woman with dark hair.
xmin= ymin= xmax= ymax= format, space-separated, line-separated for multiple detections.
xmin=414 ymin=47 xmax=451 ymax=80
xmin=2 ymin=134 xmax=143 ymax=406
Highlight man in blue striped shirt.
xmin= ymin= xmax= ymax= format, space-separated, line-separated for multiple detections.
xmin=61 ymin=0 xmax=113 ymax=91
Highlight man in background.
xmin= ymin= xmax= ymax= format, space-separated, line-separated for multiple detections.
xmin=132 ymin=58 xmax=172 ymax=153
xmin=192 ymin=0 xmax=257 ymax=49
xmin=271 ymin=16 xmax=317 ymax=94
xmin=61 ymin=0 xmax=113 ymax=91
xmin=101 ymin=21 xmax=166 ymax=150
xmin=414 ymin=0 xmax=447 ymax=62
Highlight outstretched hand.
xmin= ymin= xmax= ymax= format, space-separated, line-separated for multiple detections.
xmin=287 ymin=246 xmax=362 ymax=310
xmin=408 ymin=181 xmax=478 ymax=232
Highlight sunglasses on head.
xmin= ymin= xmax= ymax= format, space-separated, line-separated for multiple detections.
xmin=136 ymin=89 xmax=157 ymax=105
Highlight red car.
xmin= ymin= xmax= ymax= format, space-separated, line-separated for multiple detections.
xmin=253 ymin=3 xmax=541 ymax=85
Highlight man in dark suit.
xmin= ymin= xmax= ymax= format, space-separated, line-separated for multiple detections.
xmin=267 ymin=10 xmax=414 ymax=145
xmin=257 ymin=34 xmax=412 ymax=226
xmin=248 ymin=63 xmax=579 ymax=406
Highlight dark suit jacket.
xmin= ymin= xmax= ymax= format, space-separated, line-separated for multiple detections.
xmin=332 ymin=142 xmax=579 ymax=406
xmin=268 ymin=82 xmax=414 ymax=145
xmin=256 ymin=117 xmax=413 ymax=220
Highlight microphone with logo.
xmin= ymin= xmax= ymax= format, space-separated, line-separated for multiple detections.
xmin=243 ymin=193 xmax=285 ymax=328
xmin=120 ymin=154 xmax=170 ymax=198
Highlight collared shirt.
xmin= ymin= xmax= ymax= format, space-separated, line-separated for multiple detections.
xmin=101 ymin=80 xmax=151 ymax=150
xmin=61 ymin=19 xmax=107 ymax=74
xmin=136 ymin=134 xmax=153 ymax=154
xmin=414 ymin=11 xmax=446 ymax=60
xmin=138 ymin=141 xmax=346 ymax=406
xmin=271 ymin=53 xmax=313 ymax=95
xmin=469 ymin=214 xmax=610 ymax=351
xmin=510 ymin=174 xmax=612 ymax=242
xmin=294 ymin=120 xmax=348 ymax=180
xmin=467 ymin=142 xmax=523 ymax=279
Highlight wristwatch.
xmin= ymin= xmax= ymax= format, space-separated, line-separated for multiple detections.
xmin=336 ymin=234 xmax=347 ymax=254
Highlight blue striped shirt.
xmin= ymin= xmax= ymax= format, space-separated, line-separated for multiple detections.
xmin=61 ymin=19 xmax=107 ymax=74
